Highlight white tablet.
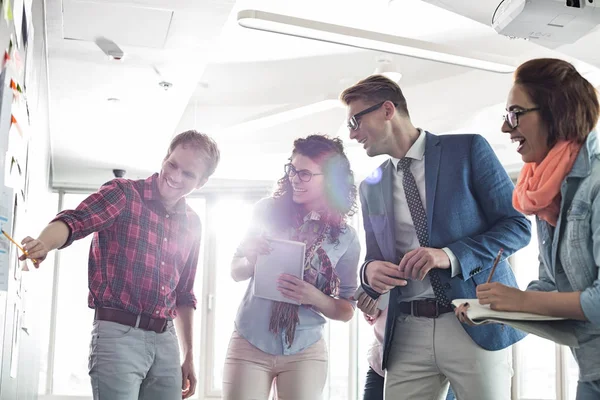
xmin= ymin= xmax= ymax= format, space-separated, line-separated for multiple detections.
xmin=253 ymin=238 xmax=306 ymax=305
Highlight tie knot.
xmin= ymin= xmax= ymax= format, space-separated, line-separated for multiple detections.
xmin=398 ymin=157 xmax=412 ymax=172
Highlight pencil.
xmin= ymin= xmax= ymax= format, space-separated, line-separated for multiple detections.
xmin=486 ymin=248 xmax=504 ymax=283
xmin=2 ymin=230 xmax=37 ymax=264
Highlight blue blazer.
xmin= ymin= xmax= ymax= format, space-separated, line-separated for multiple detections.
xmin=359 ymin=132 xmax=531 ymax=369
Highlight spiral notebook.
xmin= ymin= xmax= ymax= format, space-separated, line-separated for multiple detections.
xmin=452 ymin=299 xmax=579 ymax=347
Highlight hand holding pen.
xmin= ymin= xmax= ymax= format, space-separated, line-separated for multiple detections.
xmin=475 ymin=247 xmax=528 ymax=313
xmin=455 ymin=248 xmax=507 ymax=324
xmin=2 ymin=230 xmax=38 ymax=266
xmin=486 ymin=248 xmax=504 ymax=283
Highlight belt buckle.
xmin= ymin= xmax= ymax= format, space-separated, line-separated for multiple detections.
xmin=147 ymin=318 xmax=167 ymax=333
xmin=411 ymin=301 xmax=419 ymax=318
xmin=428 ymin=299 xmax=440 ymax=318
xmin=159 ymin=320 xmax=167 ymax=333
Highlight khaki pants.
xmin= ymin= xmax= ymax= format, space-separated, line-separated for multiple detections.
xmin=222 ymin=331 xmax=328 ymax=400
xmin=88 ymin=320 xmax=182 ymax=400
xmin=385 ymin=312 xmax=513 ymax=400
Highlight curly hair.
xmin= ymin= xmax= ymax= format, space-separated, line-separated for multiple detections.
xmin=272 ymin=134 xmax=358 ymax=243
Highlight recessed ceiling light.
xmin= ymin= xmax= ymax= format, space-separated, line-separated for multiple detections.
xmin=107 ymin=97 xmax=120 ymax=102
xmin=159 ymin=81 xmax=173 ymax=90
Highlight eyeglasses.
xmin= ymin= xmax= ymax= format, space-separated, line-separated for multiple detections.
xmin=284 ymin=163 xmax=323 ymax=182
xmin=347 ymin=101 xmax=396 ymax=131
xmin=503 ymin=107 xmax=540 ymax=130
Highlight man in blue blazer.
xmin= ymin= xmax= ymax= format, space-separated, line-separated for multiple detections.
xmin=341 ymin=75 xmax=531 ymax=400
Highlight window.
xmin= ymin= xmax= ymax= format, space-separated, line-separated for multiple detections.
xmin=203 ymin=197 xmax=256 ymax=396
xmin=325 ymin=319 xmax=352 ymax=399
xmin=51 ymin=193 xmax=96 ymax=396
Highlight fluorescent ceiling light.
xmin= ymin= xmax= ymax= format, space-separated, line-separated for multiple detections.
xmin=238 ymin=9 xmax=517 ymax=74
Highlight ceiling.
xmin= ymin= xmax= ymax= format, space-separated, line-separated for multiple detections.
xmin=46 ymin=0 xmax=600 ymax=190
xmin=46 ymin=0 xmax=235 ymax=188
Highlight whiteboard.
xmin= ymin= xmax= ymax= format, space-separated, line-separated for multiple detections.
xmin=253 ymin=238 xmax=305 ymax=305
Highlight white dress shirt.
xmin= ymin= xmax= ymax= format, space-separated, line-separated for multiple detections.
xmin=366 ymin=129 xmax=460 ymax=302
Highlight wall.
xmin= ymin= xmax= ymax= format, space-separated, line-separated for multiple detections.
xmin=0 ymin=0 xmax=54 ymax=399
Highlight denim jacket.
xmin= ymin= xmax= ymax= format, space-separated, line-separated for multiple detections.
xmin=528 ymin=130 xmax=600 ymax=382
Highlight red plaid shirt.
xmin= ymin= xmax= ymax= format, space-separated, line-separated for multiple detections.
xmin=53 ymin=173 xmax=200 ymax=319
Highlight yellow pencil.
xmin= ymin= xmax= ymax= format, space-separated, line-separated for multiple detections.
xmin=2 ymin=230 xmax=37 ymax=264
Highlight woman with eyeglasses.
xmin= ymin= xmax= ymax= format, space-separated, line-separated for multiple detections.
xmin=456 ymin=58 xmax=600 ymax=399
xmin=222 ymin=134 xmax=361 ymax=400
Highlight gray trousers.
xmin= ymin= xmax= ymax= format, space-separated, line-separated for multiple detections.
xmin=88 ymin=320 xmax=182 ymax=400
xmin=385 ymin=312 xmax=513 ymax=400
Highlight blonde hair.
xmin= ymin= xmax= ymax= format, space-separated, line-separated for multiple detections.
xmin=166 ymin=130 xmax=220 ymax=178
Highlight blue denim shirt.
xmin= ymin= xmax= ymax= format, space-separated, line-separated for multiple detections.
xmin=528 ymin=130 xmax=600 ymax=382
xmin=234 ymin=197 xmax=361 ymax=355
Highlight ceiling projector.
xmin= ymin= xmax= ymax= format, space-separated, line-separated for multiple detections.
xmin=492 ymin=0 xmax=600 ymax=45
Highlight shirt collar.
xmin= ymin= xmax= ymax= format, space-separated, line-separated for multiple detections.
xmin=144 ymin=173 xmax=187 ymax=214
xmin=390 ymin=128 xmax=426 ymax=170
xmin=568 ymin=130 xmax=598 ymax=179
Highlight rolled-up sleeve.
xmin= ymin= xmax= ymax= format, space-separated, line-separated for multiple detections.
xmin=580 ymin=190 xmax=600 ymax=327
xmin=336 ymin=229 xmax=361 ymax=304
xmin=176 ymin=230 xmax=201 ymax=309
xmin=52 ymin=179 xmax=127 ymax=248
xmin=580 ymin=281 xmax=600 ymax=326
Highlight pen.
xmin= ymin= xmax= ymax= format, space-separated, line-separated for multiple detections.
xmin=2 ymin=230 xmax=37 ymax=264
xmin=486 ymin=248 xmax=504 ymax=284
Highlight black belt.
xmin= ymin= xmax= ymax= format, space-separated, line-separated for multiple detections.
xmin=398 ymin=299 xmax=453 ymax=318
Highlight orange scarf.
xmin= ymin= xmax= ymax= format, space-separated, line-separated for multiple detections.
xmin=513 ymin=141 xmax=582 ymax=227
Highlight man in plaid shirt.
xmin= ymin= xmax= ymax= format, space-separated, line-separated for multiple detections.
xmin=20 ymin=130 xmax=220 ymax=400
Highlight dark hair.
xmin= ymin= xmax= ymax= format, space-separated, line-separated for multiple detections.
xmin=166 ymin=130 xmax=221 ymax=178
xmin=340 ymin=74 xmax=409 ymax=117
xmin=272 ymin=134 xmax=357 ymax=243
xmin=514 ymin=58 xmax=599 ymax=147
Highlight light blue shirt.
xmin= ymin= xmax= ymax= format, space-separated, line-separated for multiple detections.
xmin=528 ymin=130 xmax=600 ymax=382
xmin=234 ymin=197 xmax=361 ymax=355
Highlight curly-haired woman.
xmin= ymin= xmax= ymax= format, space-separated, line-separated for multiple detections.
xmin=222 ymin=134 xmax=361 ymax=400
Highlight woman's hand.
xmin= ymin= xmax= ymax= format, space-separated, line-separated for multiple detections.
xmin=363 ymin=312 xmax=378 ymax=325
xmin=236 ymin=236 xmax=272 ymax=265
xmin=277 ymin=274 xmax=323 ymax=305
xmin=454 ymin=302 xmax=478 ymax=326
xmin=477 ymin=282 xmax=527 ymax=312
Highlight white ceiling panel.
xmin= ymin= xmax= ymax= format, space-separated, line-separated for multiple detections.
xmin=62 ymin=1 xmax=174 ymax=48
xmin=48 ymin=0 xmax=235 ymax=188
